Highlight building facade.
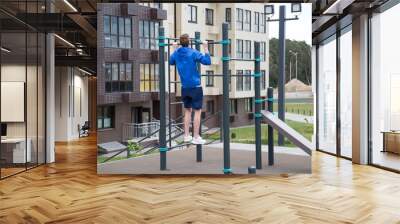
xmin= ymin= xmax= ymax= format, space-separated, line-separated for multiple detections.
xmin=165 ymin=3 xmax=269 ymax=128
xmin=97 ymin=3 xmax=167 ymax=143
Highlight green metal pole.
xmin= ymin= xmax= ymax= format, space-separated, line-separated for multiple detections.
xmin=254 ymin=42 xmax=261 ymax=169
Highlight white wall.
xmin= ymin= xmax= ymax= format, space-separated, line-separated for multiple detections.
xmin=55 ymin=67 xmax=89 ymax=141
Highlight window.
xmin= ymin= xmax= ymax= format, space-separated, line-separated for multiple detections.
xmin=244 ymin=98 xmax=253 ymax=112
xmin=104 ymin=15 xmax=131 ymax=48
xmin=370 ymin=5 xmax=400 ymax=171
xmin=153 ymin=3 xmax=162 ymax=9
xmin=104 ymin=16 xmax=111 ymax=47
xmin=228 ymin=38 xmax=232 ymax=56
xmin=340 ymin=28 xmax=352 ymax=158
xmin=188 ymin=5 xmax=197 ymax=23
xmin=105 ymin=62 xmax=133 ymax=93
xmin=230 ymin=99 xmax=238 ymax=114
xmin=261 ymin=70 xmax=266 ymax=90
xmin=244 ymin=10 xmax=251 ymax=31
xmin=139 ymin=3 xmax=162 ymax=8
xmin=244 ymin=70 xmax=252 ymax=91
xmin=207 ymin=101 xmax=215 ymax=114
xmin=244 ymin=40 xmax=251 ymax=59
xmin=97 ymin=106 xmax=115 ymax=129
xmin=236 ymin=70 xmax=243 ymax=91
xmin=236 ymin=39 xmax=243 ymax=59
xmin=225 ymin=8 xmax=231 ymax=28
xmin=318 ymin=35 xmax=337 ymax=155
xmin=236 ymin=8 xmax=243 ymax=30
xmin=111 ymin=16 xmax=118 ymax=48
xmin=260 ymin=12 xmax=266 ymax=33
xmin=254 ymin=11 xmax=265 ymax=33
xmin=140 ymin=64 xmax=160 ymax=92
xmin=206 ymin=70 xmax=214 ymax=87
xmin=207 ymin=39 xmax=215 ymax=56
xmin=139 ymin=20 xmax=159 ymax=50
xmin=229 ymin=69 xmax=232 ymax=91
xmin=205 ymin=8 xmax=214 ymax=25
xmin=254 ymin=12 xmax=260 ymax=32
xmin=260 ymin=41 xmax=266 ymax=61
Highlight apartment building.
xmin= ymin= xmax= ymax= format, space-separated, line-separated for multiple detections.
xmin=165 ymin=3 xmax=269 ymax=127
xmin=96 ymin=3 xmax=269 ymax=144
xmin=97 ymin=3 xmax=167 ymax=143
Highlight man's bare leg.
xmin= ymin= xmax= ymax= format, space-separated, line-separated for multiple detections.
xmin=184 ymin=108 xmax=192 ymax=137
xmin=193 ymin=109 xmax=202 ymax=138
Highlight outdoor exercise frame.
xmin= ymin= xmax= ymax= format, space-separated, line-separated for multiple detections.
xmin=158 ymin=23 xmax=273 ymax=174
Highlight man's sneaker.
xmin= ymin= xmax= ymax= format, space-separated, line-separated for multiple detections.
xmin=183 ymin=135 xmax=193 ymax=142
xmin=192 ymin=137 xmax=206 ymax=145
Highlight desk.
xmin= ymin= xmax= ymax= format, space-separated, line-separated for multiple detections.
xmin=382 ymin=131 xmax=400 ymax=154
xmin=1 ymin=138 xmax=31 ymax=164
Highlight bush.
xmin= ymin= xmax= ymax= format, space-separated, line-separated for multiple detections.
xmin=127 ymin=140 xmax=141 ymax=154
xmin=231 ymin=132 xmax=236 ymax=139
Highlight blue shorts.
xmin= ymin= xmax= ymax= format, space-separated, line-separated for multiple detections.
xmin=181 ymin=87 xmax=203 ymax=110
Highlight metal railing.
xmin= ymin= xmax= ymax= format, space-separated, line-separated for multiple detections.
xmin=122 ymin=122 xmax=160 ymax=142
xmin=122 ymin=117 xmax=185 ymax=143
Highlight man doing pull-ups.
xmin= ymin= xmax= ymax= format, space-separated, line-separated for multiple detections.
xmin=169 ymin=34 xmax=211 ymax=145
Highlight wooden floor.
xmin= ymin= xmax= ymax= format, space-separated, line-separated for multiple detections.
xmin=1 ymin=135 xmax=400 ymax=224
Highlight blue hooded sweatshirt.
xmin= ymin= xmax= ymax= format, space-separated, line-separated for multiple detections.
xmin=169 ymin=47 xmax=211 ymax=88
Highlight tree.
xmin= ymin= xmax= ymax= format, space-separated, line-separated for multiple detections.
xmin=269 ymin=38 xmax=312 ymax=88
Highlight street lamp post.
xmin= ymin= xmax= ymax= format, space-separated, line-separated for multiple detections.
xmin=264 ymin=3 xmax=301 ymax=146
xmin=289 ymin=50 xmax=298 ymax=80
xmin=289 ymin=57 xmax=292 ymax=81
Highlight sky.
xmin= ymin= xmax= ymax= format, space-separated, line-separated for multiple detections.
xmin=267 ymin=3 xmax=312 ymax=46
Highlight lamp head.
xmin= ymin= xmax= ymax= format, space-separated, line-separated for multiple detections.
xmin=291 ymin=3 xmax=302 ymax=13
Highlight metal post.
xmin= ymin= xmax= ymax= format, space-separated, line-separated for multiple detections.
xmin=295 ymin=53 xmax=298 ymax=80
xmin=220 ymin=111 xmax=223 ymax=142
xmin=159 ymin=27 xmax=167 ymax=170
xmin=278 ymin=5 xmax=286 ymax=146
xmin=268 ymin=87 xmax=274 ymax=165
xmin=167 ymin=38 xmax=172 ymax=149
xmin=195 ymin=31 xmax=202 ymax=162
xmin=222 ymin=23 xmax=231 ymax=174
xmin=254 ymin=42 xmax=262 ymax=169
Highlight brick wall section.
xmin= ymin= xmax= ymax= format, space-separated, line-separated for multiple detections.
xmin=97 ymin=3 xmax=167 ymax=143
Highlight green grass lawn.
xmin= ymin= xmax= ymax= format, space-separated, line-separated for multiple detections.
xmin=274 ymin=103 xmax=313 ymax=116
xmin=204 ymin=120 xmax=313 ymax=147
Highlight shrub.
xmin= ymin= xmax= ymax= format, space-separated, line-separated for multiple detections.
xmin=127 ymin=140 xmax=141 ymax=154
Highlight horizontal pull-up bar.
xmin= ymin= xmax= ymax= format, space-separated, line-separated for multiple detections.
xmin=159 ymin=38 xmax=230 ymax=47
xmin=229 ymin=58 xmax=261 ymax=62
xmin=200 ymin=73 xmax=262 ymax=77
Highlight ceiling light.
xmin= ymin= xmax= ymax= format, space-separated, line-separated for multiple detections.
xmin=54 ymin=34 xmax=75 ymax=48
xmin=63 ymin=0 xmax=78 ymax=12
xmin=322 ymin=0 xmax=353 ymax=15
xmin=78 ymin=67 xmax=93 ymax=76
xmin=1 ymin=47 xmax=11 ymax=53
